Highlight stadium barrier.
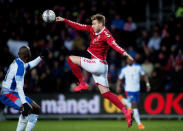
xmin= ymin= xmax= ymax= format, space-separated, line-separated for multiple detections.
xmin=3 ymin=93 xmax=183 ymax=120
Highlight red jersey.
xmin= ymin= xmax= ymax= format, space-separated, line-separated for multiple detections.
xmin=64 ymin=19 xmax=126 ymax=60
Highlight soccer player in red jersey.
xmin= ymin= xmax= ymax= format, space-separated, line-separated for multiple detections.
xmin=56 ymin=14 xmax=134 ymax=127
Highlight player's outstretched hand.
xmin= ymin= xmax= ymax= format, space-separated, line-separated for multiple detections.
xmin=123 ymin=52 xmax=134 ymax=62
xmin=56 ymin=16 xmax=64 ymax=22
xmin=40 ymin=48 xmax=49 ymax=60
xmin=22 ymin=103 xmax=32 ymax=117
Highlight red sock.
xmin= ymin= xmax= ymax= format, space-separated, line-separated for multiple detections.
xmin=67 ymin=57 xmax=84 ymax=82
xmin=102 ymin=91 xmax=127 ymax=114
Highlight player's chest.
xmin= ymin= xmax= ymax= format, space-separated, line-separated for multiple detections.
xmin=90 ymin=34 xmax=105 ymax=44
xmin=125 ymin=68 xmax=140 ymax=76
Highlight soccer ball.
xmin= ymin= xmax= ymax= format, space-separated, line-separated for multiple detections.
xmin=42 ymin=10 xmax=56 ymax=22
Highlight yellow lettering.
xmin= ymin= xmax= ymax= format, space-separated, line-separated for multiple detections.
xmin=104 ymin=98 xmax=122 ymax=113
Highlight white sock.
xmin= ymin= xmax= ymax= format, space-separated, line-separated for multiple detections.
xmin=25 ymin=114 xmax=39 ymax=131
xmin=16 ymin=114 xmax=28 ymax=131
xmin=133 ymin=108 xmax=141 ymax=125
xmin=122 ymin=98 xmax=132 ymax=108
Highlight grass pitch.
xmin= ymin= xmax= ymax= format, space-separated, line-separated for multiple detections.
xmin=0 ymin=120 xmax=182 ymax=131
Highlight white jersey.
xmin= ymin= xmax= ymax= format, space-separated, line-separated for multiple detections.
xmin=118 ymin=64 xmax=145 ymax=92
xmin=2 ymin=57 xmax=42 ymax=104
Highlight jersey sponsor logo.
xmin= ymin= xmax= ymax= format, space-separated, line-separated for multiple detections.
xmin=83 ymin=59 xmax=96 ymax=64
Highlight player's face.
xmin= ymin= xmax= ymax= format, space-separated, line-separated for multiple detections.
xmin=24 ymin=49 xmax=31 ymax=62
xmin=28 ymin=50 xmax=31 ymax=60
xmin=24 ymin=49 xmax=32 ymax=62
xmin=127 ymin=58 xmax=133 ymax=65
xmin=92 ymin=20 xmax=103 ymax=33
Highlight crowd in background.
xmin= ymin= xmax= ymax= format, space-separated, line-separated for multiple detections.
xmin=0 ymin=0 xmax=183 ymax=93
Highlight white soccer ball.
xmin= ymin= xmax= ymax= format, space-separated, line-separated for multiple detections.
xmin=42 ymin=10 xmax=56 ymax=22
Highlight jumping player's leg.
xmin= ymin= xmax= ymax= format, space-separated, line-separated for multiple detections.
xmin=98 ymin=85 xmax=128 ymax=113
xmin=121 ymin=97 xmax=132 ymax=108
xmin=97 ymin=84 xmax=133 ymax=127
xmin=67 ymin=56 xmax=89 ymax=91
xmin=67 ymin=56 xmax=84 ymax=82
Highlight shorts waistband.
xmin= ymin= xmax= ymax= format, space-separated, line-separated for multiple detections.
xmin=91 ymin=55 xmax=108 ymax=65
xmin=99 ymin=60 xmax=108 ymax=65
xmin=1 ymin=87 xmax=14 ymax=94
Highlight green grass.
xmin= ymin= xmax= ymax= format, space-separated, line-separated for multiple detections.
xmin=0 ymin=120 xmax=182 ymax=131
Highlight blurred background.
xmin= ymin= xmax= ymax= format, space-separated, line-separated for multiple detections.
xmin=0 ymin=0 xmax=183 ymax=121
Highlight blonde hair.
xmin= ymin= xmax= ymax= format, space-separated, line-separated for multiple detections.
xmin=91 ymin=14 xmax=105 ymax=25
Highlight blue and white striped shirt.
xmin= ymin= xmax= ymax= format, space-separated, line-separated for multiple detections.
xmin=2 ymin=57 xmax=42 ymax=104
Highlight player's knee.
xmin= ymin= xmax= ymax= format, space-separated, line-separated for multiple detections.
xmin=68 ymin=56 xmax=80 ymax=65
xmin=68 ymin=56 xmax=75 ymax=62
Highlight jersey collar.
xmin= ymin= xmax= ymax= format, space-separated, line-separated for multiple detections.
xmin=18 ymin=58 xmax=25 ymax=64
xmin=95 ymin=27 xmax=105 ymax=35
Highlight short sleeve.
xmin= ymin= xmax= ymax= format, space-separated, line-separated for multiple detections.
xmin=139 ymin=65 xmax=145 ymax=75
xmin=118 ymin=68 xmax=125 ymax=80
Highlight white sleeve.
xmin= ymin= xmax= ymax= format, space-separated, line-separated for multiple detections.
xmin=139 ymin=66 xmax=145 ymax=75
xmin=25 ymin=56 xmax=42 ymax=69
xmin=118 ymin=69 xmax=125 ymax=80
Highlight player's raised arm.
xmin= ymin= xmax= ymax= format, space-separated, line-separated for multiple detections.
xmin=25 ymin=57 xmax=42 ymax=69
xmin=25 ymin=48 xmax=49 ymax=69
xmin=106 ymin=34 xmax=134 ymax=62
xmin=56 ymin=16 xmax=91 ymax=32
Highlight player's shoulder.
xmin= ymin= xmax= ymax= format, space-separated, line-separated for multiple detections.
xmin=15 ymin=58 xmax=25 ymax=69
xmin=133 ymin=63 xmax=142 ymax=67
xmin=120 ymin=65 xmax=128 ymax=72
xmin=133 ymin=64 xmax=143 ymax=69
xmin=14 ymin=58 xmax=25 ymax=75
xmin=8 ymin=59 xmax=19 ymax=72
xmin=9 ymin=59 xmax=17 ymax=67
